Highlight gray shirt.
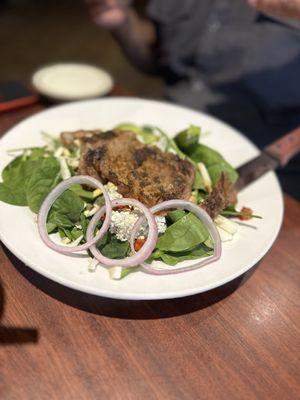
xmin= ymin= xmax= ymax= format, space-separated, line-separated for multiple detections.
xmin=147 ymin=0 xmax=300 ymax=147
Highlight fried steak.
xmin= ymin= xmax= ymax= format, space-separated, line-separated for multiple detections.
xmin=61 ymin=129 xmax=195 ymax=207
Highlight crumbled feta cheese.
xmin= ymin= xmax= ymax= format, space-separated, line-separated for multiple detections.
xmin=139 ymin=215 xmax=167 ymax=235
xmin=84 ymin=204 xmax=100 ymax=217
xmin=57 ymin=156 xmax=71 ymax=180
xmin=108 ymin=266 xmax=123 ymax=280
xmin=88 ymin=257 xmax=98 ymax=272
xmin=109 ymin=210 xmax=166 ymax=242
xmin=109 ymin=210 xmax=139 ymax=241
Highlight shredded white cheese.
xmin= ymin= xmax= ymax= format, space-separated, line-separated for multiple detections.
xmin=215 ymin=215 xmax=238 ymax=242
xmin=198 ymin=162 xmax=212 ymax=193
xmin=57 ymin=156 xmax=71 ymax=180
xmin=108 ymin=266 xmax=123 ymax=280
xmin=88 ymin=257 xmax=99 ymax=272
xmin=109 ymin=210 xmax=166 ymax=242
xmin=84 ymin=204 xmax=100 ymax=217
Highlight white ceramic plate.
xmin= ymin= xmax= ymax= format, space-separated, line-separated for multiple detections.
xmin=0 ymin=98 xmax=283 ymax=300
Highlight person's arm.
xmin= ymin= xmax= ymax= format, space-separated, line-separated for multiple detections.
xmin=85 ymin=0 xmax=158 ymax=73
xmin=248 ymin=0 xmax=300 ymax=20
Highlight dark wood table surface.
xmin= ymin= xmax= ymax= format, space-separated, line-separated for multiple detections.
xmin=0 ymin=99 xmax=300 ymax=400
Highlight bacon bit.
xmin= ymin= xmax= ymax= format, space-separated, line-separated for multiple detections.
xmin=134 ymin=238 xmax=146 ymax=252
xmin=238 ymin=207 xmax=253 ymax=221
xmin=100 ymin=205 xmax=130 ymax=221
xmin=113 ymin=205 xmax=130 ymax=211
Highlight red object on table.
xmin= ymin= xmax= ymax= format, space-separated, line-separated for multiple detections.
xmin=0 ymin=82 xmax=39 ymax=113
xmin=0 ymin=99 xmax=300 ymax=400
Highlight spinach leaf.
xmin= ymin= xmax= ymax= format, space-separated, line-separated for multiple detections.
xmin=28 ymin=147 xmax=50 ymax=160
xmin=156 ymin=127 xmax=187 ymax=158
xmin=190 ymin=144 xmax=238 ymax=184
xmin=157 ymin=212 xmax=209 ymax=252
xmin=156 ymin=128 xmax=206 ymax=191
xmin=150 ymin=244 xmax=212 ymax=266
xmin=80 ymin=213 xmax=89 ymax=237
xmin=58 ymin=227 xmax=83 ymax=241
xmin=166 ymin=209 xmax=186 ymax=224
xmin=26 ymin=156 xmax=61 ymax=213
xmin=97 ymin=232 xmax=130 ymax=259
xmin=0 ymin=156 xmax=41 ymax=206
xmin=116 ymin=123 xmax=160 ymax=144
xmin=46 ymin=221 xmax=57 ymax=234
xmin=69 ymin=184 xmax=95 ymax=200
xmin=0 ymin=183 xmax=27 ymax=206
xmin=47 ymin=189 xmax=85 ymax=229
xmin=2 ymin=155 xmax=23 ymax=181
xmin=174 ymin=125 xmax=201 ymax=154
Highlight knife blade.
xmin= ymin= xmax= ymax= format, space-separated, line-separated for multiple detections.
xmin=235 ymin=127 xmax=300 ymax=191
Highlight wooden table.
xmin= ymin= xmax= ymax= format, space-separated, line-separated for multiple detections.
xmin=0 ymin=101 xmax=300 ymax=400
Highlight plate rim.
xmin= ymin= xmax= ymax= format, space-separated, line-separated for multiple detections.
xmin=0 ymin=97 xmax=284 ymax=300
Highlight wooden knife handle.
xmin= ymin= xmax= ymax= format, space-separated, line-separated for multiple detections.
xmin=264 ymin=127 xmax=300 ymax=167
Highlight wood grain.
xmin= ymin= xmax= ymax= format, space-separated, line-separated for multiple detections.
xmin=0 ymin=105 xmax=300 ymax=400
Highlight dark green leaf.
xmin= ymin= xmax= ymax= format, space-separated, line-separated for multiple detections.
xmin=190 ymin=144 xmax=238 ymax=184
xmin=80 ymin=213 xmax=89 ymax=237
xmin=157 ymin=212 xmax=209 ymax=252
xmin=174 ymin=125 xmax=201 ymax=154
xmin=166 ymin=210 xmax=186 ymax=224
xmin=0 ymin=182 xmax=27 ymax=206
xmin=97 ymin=232 xmax=130 ymax=259
xmin=70 ymin=184 xmax=95 ymax=200
xmin=156 ymin=128 xmax=206 ymax=191
xmin=47 ymin=189 xmax=85 ymax=229
xmin=0 ymin=156 xmax=42 ymax=206
xmin=26 ymin=157 xmax=61 ymax=213
xmin=29 ymin=147 xmax=49 ymax=160
xmin=46 ymin=221 xmax=57 ymax=234
xmin=150 ymin=244 xmax=212 ymax=266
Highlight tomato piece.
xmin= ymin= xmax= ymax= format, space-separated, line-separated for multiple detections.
xmin=238 ymin=207 xmax=253 ymax=220
xmin=134 ymin=238 xmax=146 ymax=251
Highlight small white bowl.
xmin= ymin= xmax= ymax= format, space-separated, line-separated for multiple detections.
xmin=32 ymin=63 xmax=114 ymax=101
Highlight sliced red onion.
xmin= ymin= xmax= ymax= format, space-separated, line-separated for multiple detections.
xmin=38 ymin=175 xmax=112 ymax=253
xmin=86 ymin=198 xmax=158 ymax=267
xmin=129 ymin=200 xmax=221 ymax=275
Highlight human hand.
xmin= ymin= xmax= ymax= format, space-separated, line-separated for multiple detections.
xmin=248 ymin=0 xmax=300 ymax=20
xmin=85 ymin=0 xmax=131 ymax=30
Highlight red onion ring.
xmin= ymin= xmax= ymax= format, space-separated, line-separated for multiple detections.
xmin=38 ymin=175 xmax=112 ymax=253
xmin=129 ymin=200 xmax=221 ymax=275
xmin=86 ymin=198 xmax=158 ymax=267
xmin=38 ymin=177 xmax=220 ymax=274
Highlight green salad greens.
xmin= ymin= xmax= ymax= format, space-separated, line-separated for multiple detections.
xmin=0 ymin=123 xmax=248 ymax=279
